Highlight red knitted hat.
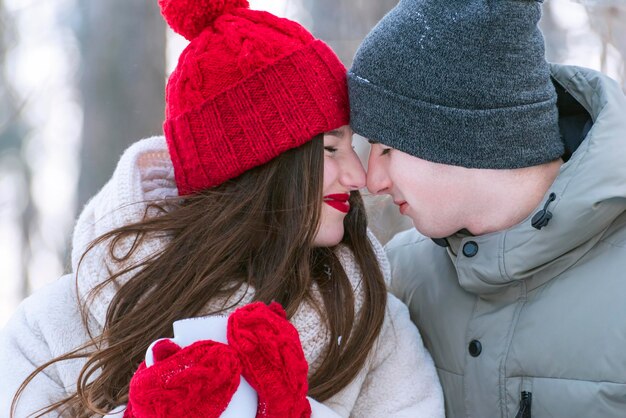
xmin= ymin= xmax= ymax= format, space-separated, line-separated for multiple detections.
xmin=159 ymin=0 xmax=350 ymax=195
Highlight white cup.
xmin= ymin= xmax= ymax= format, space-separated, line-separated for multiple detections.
xmin=145 ymin=315 xmax=258 ymax=418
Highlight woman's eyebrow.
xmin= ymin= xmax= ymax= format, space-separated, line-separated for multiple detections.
xmin=325 ymin=129 xmax=343 ymax=137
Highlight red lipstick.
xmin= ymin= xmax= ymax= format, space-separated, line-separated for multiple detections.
xmin=324 ymin=193 xmax=350 ymax=214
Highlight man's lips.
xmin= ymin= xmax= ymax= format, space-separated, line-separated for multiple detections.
xmin=395 ymin=201 xmax=408 ymax=214
xmin=324 ymin=193 xmax=350 ymax=214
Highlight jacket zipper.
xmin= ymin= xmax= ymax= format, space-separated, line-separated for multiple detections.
xmin=515 ymin=391 xmax=532 ymax=418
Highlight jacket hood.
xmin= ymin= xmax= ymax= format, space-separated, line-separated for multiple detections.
xmin=447 ymin=64 xmax=626 ymax=295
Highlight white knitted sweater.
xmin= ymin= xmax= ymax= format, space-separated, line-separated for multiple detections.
xmin=0 ymin=137 xmax=444 ymax=418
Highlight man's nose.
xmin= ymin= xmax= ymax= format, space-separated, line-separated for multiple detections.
xmin=366 ymin=154 xmax=392 ymax=195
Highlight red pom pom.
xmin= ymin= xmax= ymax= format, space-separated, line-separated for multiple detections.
xmin=159 ymin=0 xmax=250 ymax=40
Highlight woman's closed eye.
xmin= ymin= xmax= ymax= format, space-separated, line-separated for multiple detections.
xmin=324 ymin=146 xmax=338 ymax=153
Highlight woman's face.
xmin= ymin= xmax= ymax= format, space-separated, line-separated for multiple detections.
xmin=313 ymin=125 xmax=366 ymax=247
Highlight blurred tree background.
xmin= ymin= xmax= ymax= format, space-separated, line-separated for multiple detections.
xmin=77 ymin=0 xmax=165 ymax=209
xmin=0 ymin=0 xmax=33 ymax=302
xmin=1 ymin=0 xmax=625 ymax=325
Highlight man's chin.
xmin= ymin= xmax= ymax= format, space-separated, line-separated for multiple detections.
xmin=411 ymin=219 xmax=455 ymax=240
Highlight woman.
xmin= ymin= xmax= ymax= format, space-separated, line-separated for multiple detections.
xmin=0 ymin=0 xmax=444 ymax=416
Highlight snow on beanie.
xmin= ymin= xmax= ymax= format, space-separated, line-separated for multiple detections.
xmin=160 ymin=0 xmax=349 ymax=195
xmin=348 ymin=0 xmax=564 ymax=169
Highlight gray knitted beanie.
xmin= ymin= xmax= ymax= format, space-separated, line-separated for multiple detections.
xmin=348 ymin=0 xmax=564 ymax=169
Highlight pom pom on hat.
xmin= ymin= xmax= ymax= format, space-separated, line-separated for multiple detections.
xmin=161 ymin=0 xmax=349 ymax=194
xmin=159 ymin=0 xmax=250 ymax=40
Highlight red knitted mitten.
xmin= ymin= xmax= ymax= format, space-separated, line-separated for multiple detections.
xmin=125 ymin=339 xmax=242 ymax=418
xmin=227 ymin=302 xmax=311 ymax=418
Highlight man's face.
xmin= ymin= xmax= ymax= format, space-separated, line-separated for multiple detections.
xmin=367 ymin=143 xmax=466 ymax=238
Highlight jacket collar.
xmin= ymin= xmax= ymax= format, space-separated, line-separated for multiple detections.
xmin=446 ymin=64 xmax=626 ymax=295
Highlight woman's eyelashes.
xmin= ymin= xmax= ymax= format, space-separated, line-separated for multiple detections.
xmin=324 ymin=146 xmax=338 ymax=154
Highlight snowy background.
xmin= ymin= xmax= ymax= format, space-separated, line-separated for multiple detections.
xmin=0 ymin=0 xmax=624 ymax=326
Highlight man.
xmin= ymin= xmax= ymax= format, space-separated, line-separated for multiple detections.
xmin=347 ymin=0 xmax=626 ymax=416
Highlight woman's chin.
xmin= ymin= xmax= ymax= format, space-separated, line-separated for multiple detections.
xmin=312 ymin=225 xmax=345 ymax=247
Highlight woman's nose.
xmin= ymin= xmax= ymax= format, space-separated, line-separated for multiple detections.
xmin=340 ymin=153 xmax=367 ymax=190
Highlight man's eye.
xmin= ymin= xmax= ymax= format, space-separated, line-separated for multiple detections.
xmin=381 ymin=148 xmax=391 ymax=155
xmin=324 ymin=146 xmax=338 ymax=153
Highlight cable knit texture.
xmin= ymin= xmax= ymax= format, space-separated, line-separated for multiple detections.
xmin=227 ymin=303 xmax=311 ymax=418
xmin=125 ymin=302 xmax=311 ymax=418
xmin=126 ymin=340 xmax=242 ymax=418
xmin=160 ymin=0 xmax=349 ymax=195
xmin=0 ymin=137 xmax=444 ymax=418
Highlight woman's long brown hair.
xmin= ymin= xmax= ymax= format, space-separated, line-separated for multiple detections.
xmin=12 ymin=136 xmax=387 ymax=417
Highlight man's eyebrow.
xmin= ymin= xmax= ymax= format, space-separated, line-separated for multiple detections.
xmin=368 ymin=140 xmax=379 ymax=144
